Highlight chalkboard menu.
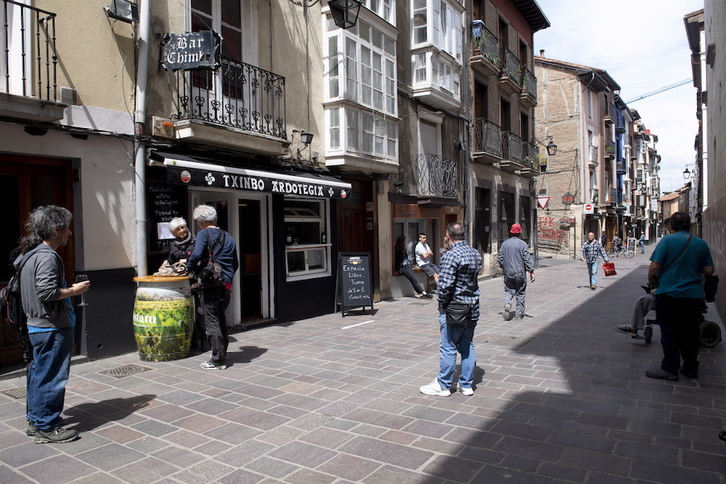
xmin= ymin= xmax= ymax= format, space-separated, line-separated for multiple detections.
xmin=147 ymin=183 xmax=188 ymax=254
xmin=337 ymin=252 xmax=373 ymax=316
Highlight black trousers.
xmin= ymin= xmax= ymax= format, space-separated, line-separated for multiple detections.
xmin=655 ymin=295 xmax=703 ymax=375
xmin=200 ymin=286 xmax=231 ymax=364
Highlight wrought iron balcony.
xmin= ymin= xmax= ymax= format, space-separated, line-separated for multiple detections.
xmin=472 ymin=118 xmax=502 ymax=159
xmin=604 ymin=139 xmax=615 ymax=159
xmin=603 ymin=101 xmax=615 ymax=125
xmin=1 ymin=0 xmax=64 ymax=120
xmin=470 ymin=21 xmax=499 ymax=77
xmin=173 ymin=54 xmax=287 ymax=142
xmin=520 ymin=68 xmax=537 ymax=107
xmin=416 ymin=153 xmax=458 ymax=198
xmin=501 ymin=131 xmax=524 ymax=164
xmin=587 ymin=144 xmax=599 ymax=167
xmin=499 ymin=49 xmax=521 ymax=94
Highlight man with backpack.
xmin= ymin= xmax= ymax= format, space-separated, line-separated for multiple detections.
xmin=17 ymin=206 xmax=89 ymax=443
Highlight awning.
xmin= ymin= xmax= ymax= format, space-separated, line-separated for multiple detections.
xmin=158 ymin=153 xmax=351 ymax=199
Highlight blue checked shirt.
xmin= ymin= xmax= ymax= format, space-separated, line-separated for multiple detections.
xmin=579 ymin=239 xmax=608 ymax=264
xmin=437 ymin=240 xmax=483 ymax=320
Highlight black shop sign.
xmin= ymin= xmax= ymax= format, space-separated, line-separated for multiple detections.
xmin=162 ymin=30 xmax=219 ymax=71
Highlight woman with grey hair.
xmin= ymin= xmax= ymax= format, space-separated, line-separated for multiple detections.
xmin=187 ymin=205 xmax=239 ymax=370
xmin=166 ymin=217 xmax=195 ymax=265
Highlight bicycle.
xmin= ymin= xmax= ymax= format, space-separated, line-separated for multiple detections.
xmin=606 ymin=245 xmax=634 ymax=259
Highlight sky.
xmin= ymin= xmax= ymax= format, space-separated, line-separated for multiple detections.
xmin=533 ymin=0 xmax=704 ymax=193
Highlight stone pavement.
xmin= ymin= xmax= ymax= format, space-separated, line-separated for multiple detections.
xmin=1 ymin=246 xmax=725 ymax=484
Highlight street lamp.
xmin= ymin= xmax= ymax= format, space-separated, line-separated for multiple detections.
xmin=328 ymin=0 xmax=362 ymax=29
xmin=683 ymin=164 xmax=694 ymax=179
xmin=545 ymin=136 xmax=557 ymax=156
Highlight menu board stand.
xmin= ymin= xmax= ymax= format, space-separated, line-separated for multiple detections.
xmin=336 ymin=252 xmax=373 ymax=317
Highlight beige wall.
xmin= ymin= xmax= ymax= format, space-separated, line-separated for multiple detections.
xmin=38 ymin=0 xmax=135 ymax=112
xmin=704 ymin=0 xmax=726 ymax=318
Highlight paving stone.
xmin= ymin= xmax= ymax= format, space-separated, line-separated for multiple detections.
xmin=19 ymin=454 xmax=96 ymax=483
xmin=339 ymin=435 xmax=434 ymax=468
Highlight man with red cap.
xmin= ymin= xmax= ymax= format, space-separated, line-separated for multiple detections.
xmin=497 ymin=223 xmax=535 ymax=320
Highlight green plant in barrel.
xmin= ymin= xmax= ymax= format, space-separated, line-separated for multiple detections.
xmin=133 ymin=296 xmax=193 ymax=361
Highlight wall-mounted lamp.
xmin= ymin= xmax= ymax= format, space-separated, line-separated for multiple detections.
xmin=683 ymin=163 xmax=695 ymax=179
xmin=306 ymin=0 xmax=361 ymax=29
xmin=328 ymin=0 xmax=362 ymax=29
xmin=545 ymin=136 xmax=557 ymax=156
xmin=294 ymin=130 xmax=314 ymax=160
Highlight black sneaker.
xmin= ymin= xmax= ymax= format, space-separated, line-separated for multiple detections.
xmin=645 ymin=368 xmax=678 ymax=381
xmin=26 ymin=422 xmax=37 ymax=436
xmin=613 ymin=325 xmax=638 ymax=337
xmin=34 ymin=427 xmax=79 ymax=444
xmin=719 ymin=430 xmax=726 ymax=442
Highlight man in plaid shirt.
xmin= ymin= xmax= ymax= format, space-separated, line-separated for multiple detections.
xmin=420 ymin=222 xmax=482 ymax=397
xmin=579 ymin=231 xmax=609 ymax=290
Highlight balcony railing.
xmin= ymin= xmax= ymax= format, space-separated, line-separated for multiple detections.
xmin=521 ymin=68 xmax=536 ymax=101
xmin=174 ymin=54 xmax=287 ymax=141
xmin=588 ymin=144 xmax=599 ymax=165
xmin=502 ymin=131 xmax=523 ymax=163
xmin=472 ymin=118 xmax=502 ymax=158
xmin=417 ymin=153 xmax=458 ymax=198
xmin=1 ymin=0 xmax=58 ymax=101
xmin=604 ymin=139 xmax=615 ymax=159
xmin=471 ymin=21 xmax=498 ymax=62
xmin=501 ymin=49 xmax=521 ymax=85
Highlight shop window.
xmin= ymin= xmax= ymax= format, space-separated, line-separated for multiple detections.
xmin=285 ymin=198 xmax=330 ymax=279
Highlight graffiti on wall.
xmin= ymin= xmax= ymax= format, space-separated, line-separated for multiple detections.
xmin=537 ymin=215 xmax=573 ymax=253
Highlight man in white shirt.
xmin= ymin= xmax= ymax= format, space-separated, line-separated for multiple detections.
xmin=415 ymin=233 xmax=440 ymax=284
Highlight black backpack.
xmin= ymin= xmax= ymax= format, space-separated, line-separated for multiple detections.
xmin=1 ymin=246 xmax=42 ymax=364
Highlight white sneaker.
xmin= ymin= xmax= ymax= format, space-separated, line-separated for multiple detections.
xmin=419 ymin=379 xmax=451 ymax=396
xmin=457 ymin=386 xmax=474 ymax=396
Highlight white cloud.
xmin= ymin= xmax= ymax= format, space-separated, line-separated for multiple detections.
xmin=534 ymin=0 xmax=704 ymax=192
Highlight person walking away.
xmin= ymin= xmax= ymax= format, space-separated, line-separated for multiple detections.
xmin=600 ymin=231 xmax=608 ymax=249
xmin=645 ymin=211 xmax=714 ymax=381
xmin=187 ymin=205 xmax=239 ymax=370
xmin=638 ymin=233 xmax=646 ymax=254
xmin=19 ymin=206 xmax=90 ymax=443
xmin=497 ymin=223 xmax=535 ymax=320
xmin=415 ymin=233 xmax=440 ymax=285
xmin=394 ymin=236 xmax=431 ymax=299
xmin=420 ymin=222 xmax=482 ymax=397
xmin=579 ymin=232 xmax=609 ymax=290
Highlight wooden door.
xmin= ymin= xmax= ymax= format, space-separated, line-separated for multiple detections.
xmin=0 ymin=155 xmax=73 ymax=366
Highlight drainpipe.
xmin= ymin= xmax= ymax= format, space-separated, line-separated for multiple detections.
xmin=134 ymin=0 xmax=151 ymax=276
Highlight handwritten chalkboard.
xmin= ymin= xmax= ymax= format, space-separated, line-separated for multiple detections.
xmin=337 ymin=252 xmax=373 ymax=316
xmin=147 ymin=183 xmax=188 ymax=254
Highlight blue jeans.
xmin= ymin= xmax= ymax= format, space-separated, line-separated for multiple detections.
xmin=27 ymin=327 xmax=73 ymax=431
xmin=437 ymin=310 xmax=477 ymax=390
xmin=586 ymin=261 xmax=598 ymax=286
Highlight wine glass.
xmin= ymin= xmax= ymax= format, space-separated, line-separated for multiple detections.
xmin=75 ymin=274 xmax=89 ymax=307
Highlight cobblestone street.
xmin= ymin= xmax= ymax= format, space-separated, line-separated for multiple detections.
xmin=1 ymin=246 xmax=724 ymax=483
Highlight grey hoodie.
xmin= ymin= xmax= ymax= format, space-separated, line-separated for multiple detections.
xmin=17 ymin=244 xmax=72 ymax=329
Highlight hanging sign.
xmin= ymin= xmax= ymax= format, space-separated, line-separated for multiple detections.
xmin=583 ymin=203 xmax=594 ymax=214
xmin=536 ymin=196 xmax=550 ymax=209
xmin=162 ymin=31 xmax=220 ymax=71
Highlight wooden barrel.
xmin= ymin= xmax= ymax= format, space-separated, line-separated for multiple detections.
xmin=132 ymin=276 xmax=193 ymax=361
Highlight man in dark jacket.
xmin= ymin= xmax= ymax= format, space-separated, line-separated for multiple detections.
xmin=187 ymin=205 xmax=239 ymax=370
xmin=19 ymin=205 xmax=90 ymax=443
xmin=497 ymin=223 xmax=535 ymax=320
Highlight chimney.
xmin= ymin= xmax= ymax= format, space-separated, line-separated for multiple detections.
xmin=539 ymin=49 xmax=545 ymax=57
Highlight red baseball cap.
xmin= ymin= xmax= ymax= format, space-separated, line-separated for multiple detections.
xmin=510 ymin=223 xmax=522 ymax=234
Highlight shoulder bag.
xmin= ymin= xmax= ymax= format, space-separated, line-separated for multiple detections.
xmin=198 ymin=229 xmax=227 ymax=287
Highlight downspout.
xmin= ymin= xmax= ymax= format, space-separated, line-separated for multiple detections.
xmin=134 ymin=0 xmax=151 ymax=276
